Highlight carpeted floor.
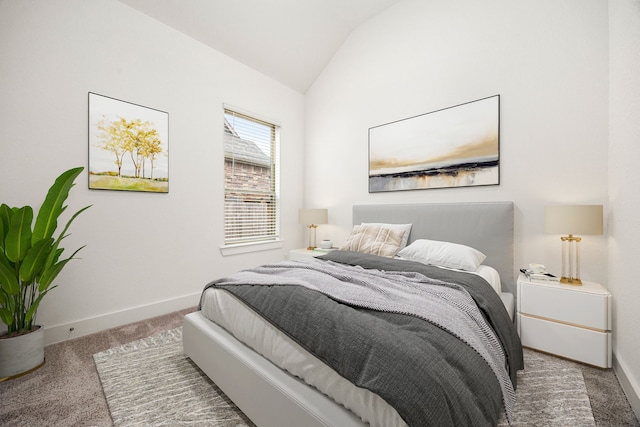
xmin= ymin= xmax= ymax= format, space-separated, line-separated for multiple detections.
xmin=1 ymin=307 xmax=638 ymax=426
xmin=0 ymin=308 xmax=195 ymax=427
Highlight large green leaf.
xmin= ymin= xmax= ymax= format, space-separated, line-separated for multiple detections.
xmin=0 ymin=261 xmax=19 ymax=295
xmin=19 ymin=238 xmax=53 ymax=283
xmin=0 ymin=247 xmax=11 ymax=270
xmin=0 ymin=307 xmax=13 ymax=326
xmin=0 ymin=203 xmax=11 ymax=246
xmin=39 ymin=204 xmax=91 ymax=275
xmin=37 ymin=260 xmax=67 ymax=293
xmin=54 ymin=205 xmax=92 ymax=248
xmin=0 ymin=216 xmax=4 ymax=249
xmin=38 ymin=245 xmax=85 ymax=292
xmin=25 ymin=285 xmax=56 ymax=324
xmin=5 ymin=206 xmax=33 ymax=263
xmin=32 ymin=167 xmax=84 ymax=244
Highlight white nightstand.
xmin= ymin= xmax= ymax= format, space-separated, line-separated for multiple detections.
xmin=517 ymin=274 xmax=612 ymax=368
xmin=289 ymin=248 xmax=332 ymax=260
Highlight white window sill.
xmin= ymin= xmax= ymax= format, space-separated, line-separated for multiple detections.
xmin=220 ymin=239 xmax=284 ymax=256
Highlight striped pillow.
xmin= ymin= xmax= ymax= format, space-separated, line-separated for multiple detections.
xmin=340 ymin=224 xmax=404 ymax=258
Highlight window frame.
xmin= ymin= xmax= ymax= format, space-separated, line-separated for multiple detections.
xmin=220 ymin=106 xmax=282 ymax=255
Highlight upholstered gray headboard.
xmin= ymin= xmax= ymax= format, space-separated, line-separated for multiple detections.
xmin=353 ymin=201 xmax=515 ymax=295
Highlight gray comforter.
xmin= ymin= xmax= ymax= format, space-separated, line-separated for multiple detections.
xmin=205 ymin=251 xmax=524 ymax=427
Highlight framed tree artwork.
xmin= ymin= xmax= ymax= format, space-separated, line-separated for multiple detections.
xmin=88 ymin=92 xmax=169 ymax=193
xmin=369 ymin=95 xmax=500 ymax=193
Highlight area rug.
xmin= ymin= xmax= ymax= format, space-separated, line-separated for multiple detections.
xmin=498 ymin=348 xmax=595 ymax=426
xmin=93 ymin=327 xmax=254 ymax=426
xmin=95 ymin=328 xmax=595 ymax=426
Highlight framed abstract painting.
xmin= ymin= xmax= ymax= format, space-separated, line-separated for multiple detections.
xmin=369 ymin=95 xmax=500 ymax=193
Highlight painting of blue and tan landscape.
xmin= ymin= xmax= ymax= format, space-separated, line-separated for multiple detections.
xmin=369 ymin=95 xmax=499 ymax=193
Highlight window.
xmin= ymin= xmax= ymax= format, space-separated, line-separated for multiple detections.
xmin=223 ymin=108 xmax=280 ymax=246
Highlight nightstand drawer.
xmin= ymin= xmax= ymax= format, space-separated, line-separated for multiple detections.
xmin=519 ymin=282 xmax=610 ymax=330
xmin=518 ymin=314 xmax=612 ymax=368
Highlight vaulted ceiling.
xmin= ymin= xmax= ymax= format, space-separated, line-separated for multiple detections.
xmin=118 ymin=0 xmax=402 ymax=93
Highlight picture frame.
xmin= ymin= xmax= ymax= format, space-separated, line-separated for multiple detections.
xmin=368 ymin=95 xmax=500 ymax=193
xmin=88 ymin=92 xmax=169 ymax=193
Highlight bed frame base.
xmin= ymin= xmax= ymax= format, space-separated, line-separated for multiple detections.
xmin=183 ymin=311 xmax=367 ymax=427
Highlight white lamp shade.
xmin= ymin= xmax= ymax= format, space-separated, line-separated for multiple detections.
xmin=544 ymin=205 xmax=603 ymax=235
xmin=298 ymin=208 xmax=328 ymax=225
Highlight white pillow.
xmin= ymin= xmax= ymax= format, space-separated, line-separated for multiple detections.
xmin=474 ymin=265 xmax=502 ymax=294
xmin=396 ymin=239 xmax=486 ymax=271
xmin=362 ymin=223 xmax=412 ymax=249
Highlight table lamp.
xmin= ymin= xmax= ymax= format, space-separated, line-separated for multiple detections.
xmin=544 ymin=205 xmax=603 ymax=285
xmin=298 ymin=208 xmax=328 ymax=250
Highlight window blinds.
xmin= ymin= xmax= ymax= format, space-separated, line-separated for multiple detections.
xmin=223 ymin=108 xmax=280 ymax=245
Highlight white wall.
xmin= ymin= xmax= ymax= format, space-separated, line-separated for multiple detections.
xmin=0 ymin=0 xmax=305 ymax=343
xmin=305 ymin=0 xmax=609 ymax=284
xmin=609 ymin=0 xmax=640 ymax=418
xmin=306 ymin=0 xmax=639 ymax=414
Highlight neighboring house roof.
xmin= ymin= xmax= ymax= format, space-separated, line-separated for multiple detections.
xmin=224 ymin=119 xmax=271 ymax=167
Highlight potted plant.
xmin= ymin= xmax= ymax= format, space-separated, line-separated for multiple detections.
xmin=0 ymin=167 xmax=90 ymax=379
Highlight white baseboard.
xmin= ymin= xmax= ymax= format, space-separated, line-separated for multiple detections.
xmin=43 ymin=292 xmax=201 ymax=345
xmin=613 ymin=352 xmax=640 ymax=421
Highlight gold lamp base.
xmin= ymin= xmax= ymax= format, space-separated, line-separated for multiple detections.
xmin=559 ymin=234 xmax=583 ymax=286
xmin=560 ymin=277 xmax=582 ymax=286
xmin=306 ymin=224 xmax=318 ymax=251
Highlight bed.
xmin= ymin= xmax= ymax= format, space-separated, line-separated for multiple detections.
xmin=183 ymin=201 xmax=523 ymax=427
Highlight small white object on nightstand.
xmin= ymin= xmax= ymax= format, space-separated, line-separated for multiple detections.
xmin=517 ymin=274 xmax=612 ymax=368
xmin=289 ymin=248 xmax=327 ymax=260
